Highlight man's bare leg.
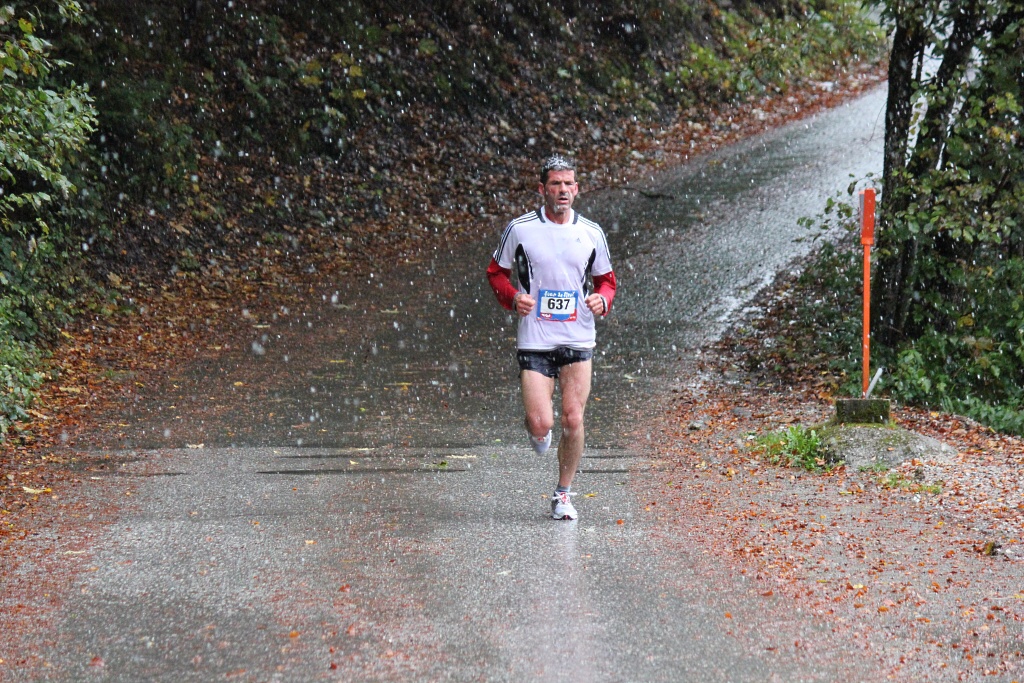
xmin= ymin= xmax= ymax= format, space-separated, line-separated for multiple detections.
xmin=521 ymin=369 xmax=555 ymax=442
xmin=554 ymin=360 xmax=592 ymax=488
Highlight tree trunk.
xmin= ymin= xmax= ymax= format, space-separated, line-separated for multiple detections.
xmin=874 ymin=9 xmax=927 ymax=345
xmin=910 ymin=2 xmax=982 ymax=303
xmin=907 ymin=1 xmax=981 ymax=179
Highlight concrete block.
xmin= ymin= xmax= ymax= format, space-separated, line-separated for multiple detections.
xmin=835 ymin=398 xmax=890 ymax=424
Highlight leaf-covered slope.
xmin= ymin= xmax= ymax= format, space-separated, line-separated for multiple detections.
xmin=50 ymin=0 xmax=885 ymax=277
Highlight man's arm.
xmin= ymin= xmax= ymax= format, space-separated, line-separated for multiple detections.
xmin=590 ymin=270 xmax=617 ymax=316
xmin=486 ymin=258 xmax=518 ymax=311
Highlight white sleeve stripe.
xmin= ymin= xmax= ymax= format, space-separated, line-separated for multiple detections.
xmin=578 ymin=219 xmax=610 ymax=253
xmin=576 ymin=214 xmax=613 ymax=274
xmin=578 ymin=215 xmax=607 ymax=238
xmin=493 ymin=224 xmax=514 ymax=261
xmin=493 ymin=212 xmax=537 ymax=262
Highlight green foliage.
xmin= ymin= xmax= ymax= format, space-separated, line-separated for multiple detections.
xmin=858 ymin=3 xmax=1024 ymax=434
xmin=663 ymin=3 xmax=885 ymax=104
xmin=93 ymin=74 xmax=197 ymax=200
xmin=0 ymin=0 xmax=97 ymax=339
xmin=0 ymin=0 xmax=97 ymax=435
xmin=778 ymin=4 xmax=1024 ymax=435
xmin=0 ymin=318 xmax=43 ymax=435
xmin=664 ymin=44 xmax=736 ymax=103
xmin=754 ymin=424 xmax=830 ymax=471
xmin=942 ymin=397 xmax=1024 ymax=436
xmin=793 ymin=191 xmax=1024 ymax=435
xmin=765 ymin=192 xmax=868 ymax=395
xmin=0 ymin=3 xmax=96 ymax=227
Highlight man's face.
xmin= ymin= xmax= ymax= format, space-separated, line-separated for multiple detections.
xmin=539 ymin=169 xmax=578 ymax=218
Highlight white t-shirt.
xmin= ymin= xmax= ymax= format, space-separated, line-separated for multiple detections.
xmin=493 ymin=208 xmax=613 ymax=351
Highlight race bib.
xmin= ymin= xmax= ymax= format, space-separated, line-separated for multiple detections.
xmin=537 ymin=289 xmax=577 ymax=322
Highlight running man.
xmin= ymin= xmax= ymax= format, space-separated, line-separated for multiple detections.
xmin=486 ymin=154 xmax=617 ymax=520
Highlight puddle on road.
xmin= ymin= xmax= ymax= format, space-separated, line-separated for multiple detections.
xmin=83 ymin=471 xmax=188 ymax=478
xmin=256 ymin=467 xmax=470 ymax=475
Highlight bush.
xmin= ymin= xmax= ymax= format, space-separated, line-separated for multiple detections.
xmin=788 ymin=189 xmax=1024 ymax=436
xmin=754 ymin=424 xmax=829 ymax=471
xmin=0 ymin=315 xmax=43 ymax=435
xmin=663 ymin=3 xmax=885 ymax=105
xmin=1 ymin=1 xmax=97 ymax=337
xmin=1 ymin=0 xmax=97 ymax=439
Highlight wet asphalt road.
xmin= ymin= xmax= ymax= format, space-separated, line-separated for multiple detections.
xmin=29 ymin=86 xmax=888 ymax=681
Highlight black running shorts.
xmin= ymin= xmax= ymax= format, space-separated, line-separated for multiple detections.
xmin=517 ymin=347 xmax=593 ymax=378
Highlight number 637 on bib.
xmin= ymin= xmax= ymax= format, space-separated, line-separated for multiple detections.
xmin=537 ymin=289 xmax=578 ymax=322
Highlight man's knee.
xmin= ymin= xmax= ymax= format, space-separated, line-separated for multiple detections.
xmin=527 ymin=413 xmax=555 ymax=436
xmin=561 ymin=408 xmax=584 ymax=433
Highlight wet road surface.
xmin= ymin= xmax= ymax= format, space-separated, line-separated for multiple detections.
xmin=30 ymin=86 xmax=887 ymax=681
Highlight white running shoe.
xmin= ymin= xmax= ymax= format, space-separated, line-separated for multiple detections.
xmin=551 ymin=490 xmax=577 ymax=520
xmin=529 ymin=430 xmax=552 ymax=454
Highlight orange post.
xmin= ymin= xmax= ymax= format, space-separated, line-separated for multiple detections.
xmin=859 ymin=188 xmax=876 ymax=398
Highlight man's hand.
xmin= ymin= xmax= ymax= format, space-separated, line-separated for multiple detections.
xmin=585 ymin=294 xmax=607 ymax=317
xmin=513 ymin=292 xmax=536 ymax=317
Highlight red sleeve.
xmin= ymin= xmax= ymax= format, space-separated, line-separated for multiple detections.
xmin=486 ymin=258 xmax=517 ymax=311
xmin=593 ymin=270 xmax=617 ymax=314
